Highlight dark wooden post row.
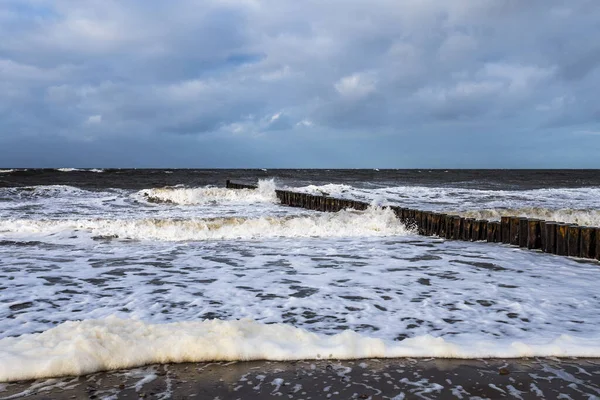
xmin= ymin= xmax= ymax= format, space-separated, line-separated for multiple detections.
xmin=227 ymin=181 xmax=600 ymax=261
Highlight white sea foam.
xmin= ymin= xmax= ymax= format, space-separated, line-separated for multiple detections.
xmin=0 ymin=169 xmax=14 ymax=174
xmin=294 ymin=184 xmax=355 ymax=198
xmin=0 ymin=207 xmax=410 ymax=241
xmin=459 ymin=208 xmax=600 ymax=227
xmin=292 ymin=184 xmax=600 ymax=215
xmin=0 ymin=317 xmax=598 ymax=382
xmin=88 ymin=169 xmax=104 ymax=173
xmin=137 ymin=179 xmax=277 ymax=205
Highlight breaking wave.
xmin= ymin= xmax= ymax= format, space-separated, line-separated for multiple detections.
xmin=459 ymin=208 xmax=600 ymax=227
xmin=137 ymin=179 xmax=277 ymax=205
xmin=55 ymin=168 xmax=104 ymax=173
xmin=1 ymin=317 xmax=598 ymax=382
xmin=0 ymin=207 xmax=411 ymax=241
xmin=0 ymin=185 xmax=95 ymax=199
xmin=294 ymin=183 xmax=356 ymax=198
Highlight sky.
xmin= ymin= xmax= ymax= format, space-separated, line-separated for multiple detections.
xmin=1 ymin=0 xmax=599 ymax=168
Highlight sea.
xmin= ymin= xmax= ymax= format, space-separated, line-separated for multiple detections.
xmin=1 ymin=168 xmax=599 ymax=383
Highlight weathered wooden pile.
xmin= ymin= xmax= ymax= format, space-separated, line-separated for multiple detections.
xmin=226 ymin=180 xmax=600 ymax=261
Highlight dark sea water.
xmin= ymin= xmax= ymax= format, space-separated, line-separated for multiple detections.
xmin=0 ymin=168 xmax=599 ymax=383
xmin=2 ymin=168 xmax=599 ymax=189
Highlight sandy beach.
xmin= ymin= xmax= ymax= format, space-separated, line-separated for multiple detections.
xmin=2 ymin=357 xmax=600 ymax=399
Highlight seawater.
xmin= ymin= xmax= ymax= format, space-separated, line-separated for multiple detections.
xmin=1 ymin=169 xmax=599 ymax=382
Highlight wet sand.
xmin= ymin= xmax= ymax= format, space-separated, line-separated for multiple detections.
xmin=2 ymin=358 xmax=600 ymax=399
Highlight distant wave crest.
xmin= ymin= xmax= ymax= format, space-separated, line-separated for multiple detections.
xmin=459 ymin=208 xmax=600 ymax=227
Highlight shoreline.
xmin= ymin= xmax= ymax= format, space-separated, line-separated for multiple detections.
xmin=2 ymin=358 xmax=600 ymax=399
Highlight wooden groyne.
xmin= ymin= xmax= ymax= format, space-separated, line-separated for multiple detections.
xmin=225 ymin=180 xmax=600 ymax=261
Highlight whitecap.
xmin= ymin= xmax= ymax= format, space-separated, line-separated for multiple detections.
xmin=0 ymin=206 xmax=411 ymax=241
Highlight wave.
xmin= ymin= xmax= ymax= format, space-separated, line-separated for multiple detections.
xmin=0 ymin=316 xmax=598 ymax=382
xmin=294 ymin=184 xmax=600 ymax=212
xmin=0 ymin=169 xmax=14 ymax=174
xmin=0 ymin=207 xmax=411 ymax=241
xmin=137 ymin=179 xmax=277 ymax=205
xmin=459 ymin=208 xmax=600 ymax=227
xmin=0 ymin=185 xmax=94 ymax=199
xmin=55 ymin=168 xmax=104 ymax=173
xmin=293 ymin=183 xmax=356 ymax=198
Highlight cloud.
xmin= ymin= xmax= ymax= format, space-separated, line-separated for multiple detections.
xmin=86 ymin=115 xmax=102 ymax=124
xmin=0 ymin=0 xmax=599 ymax=166
xmin=334 ymin=73 xmax=377 ymax=100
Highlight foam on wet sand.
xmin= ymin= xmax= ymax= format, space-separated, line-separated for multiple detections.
xmin=2 ymin=317 xmax=600 ymax=382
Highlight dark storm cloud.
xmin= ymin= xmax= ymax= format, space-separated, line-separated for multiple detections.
xmin=0 ymin=0 xmax=599 ymax=167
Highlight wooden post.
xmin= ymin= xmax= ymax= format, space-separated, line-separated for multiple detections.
xmin=542 ymin=222 xmax=557 ymax=253
xmin=471 ymin=220 xmax=480 ymax=241
xmin=567 ymin=225 xmax=581 ymax=257
xmin=407 ymin=209 xmax=415 ymax=227
xmin=415 ymin=211 xmax=423 ymax=233
xmin=579 ymin=227 xmax=596 ymax=259
xmin=402 ymin=208 xmax=410 ymax=223
xmin=426 ymin=212 xmax=434 ymax=236
xmin=428 ymin=213 xmax=436 ymax=236
xmin=519 ymin=218 xmax=529 ymax=248
xmin=527 ymin=219 xmax=542 ymax=249
xmin=479 ymin=220 xmax=488 ymax=241
xmin=501 ymin=217 xmax=511 ymax=244
xmin=540 ymin=220 xmax=546 ymax=249
xmin=487 ymin=221 xmax=500 ymax=242
xmin=452 ymin=216 xmax=462 ymax=240
xmin=445 ymin=215 xmax=454 ymax=239
xmin=596 ymin=227 xmax=600 ymax=261
xmin=509 ymin=217 xmax=520 ymax=245
xmin=428 ymin=212 xmax=436 ymax=235
xmin=399 ymin=208 xmax=407 ymax=222
xmin=420 ymin=212 xmax=429 ymax=235
xmin=437 ymin=214 xmax=446 ymax=237
xmin=462 ymin=218 xmax=472 ymax=241
xmin=556 ymin=224 xmax=569 ymax=256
